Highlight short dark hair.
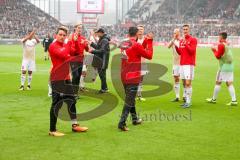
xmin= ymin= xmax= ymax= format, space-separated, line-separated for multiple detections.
xmin=183 ymin=24 xmax=190 ymax=28
xmin=129 ymin=27 xmax=138 ymax=37
xmin=56 ymin=26 xmax=68 ymax=34
xmin=96 ymin=28 xmax=105 ymax=33
xmin=219 ymin=32 xmax=227 ymax=39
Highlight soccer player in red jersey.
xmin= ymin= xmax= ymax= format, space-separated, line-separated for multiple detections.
xmin=175 ymin=25 xmax=197 ymax=108
xmin=48 ymin=26 xmax=88 ymax=137
xmin=118 ymin=27 xmax=154 ymax=131
xmin=68 ymin=23 xmax=89 ymax=94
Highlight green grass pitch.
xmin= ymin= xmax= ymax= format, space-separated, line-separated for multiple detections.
xmin=0 ymin=44 xmax=240 ymax=160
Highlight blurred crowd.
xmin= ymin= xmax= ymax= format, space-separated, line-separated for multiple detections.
xmin=0 ymin=0 xmax=61 ymax=39
xmin=0 ymin=0 xmax=240 ymax=41
xmin=109 ymin=0 xmax=240 ymax=41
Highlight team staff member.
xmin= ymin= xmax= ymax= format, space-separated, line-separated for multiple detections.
xmin=118 ymin=27 xmax=154 ymax=131
xmin=48 ymin=26 xmax=88 ymax=137
xmin=175 ymin=24 xmax=197 ymax=108
xmin=42 ymin=33 xmax=54 ymax=61
xmin=69 ymin=23 xmax=89 ymax=94
xmin=89 ymin=28 xmax=110 ymax=94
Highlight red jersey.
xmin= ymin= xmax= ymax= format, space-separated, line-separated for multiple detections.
xmin=49 ymin=41 xmax=77 ymax=81
xmin=69 ymin=34 xmax=89 ymax=63
xmin=212 ymin=39 xmax=226 ymax=59
xmin=175 ymin=35 xmax=197 ymax=65
xmin=121 ymin=37 xmax=153 ymax=84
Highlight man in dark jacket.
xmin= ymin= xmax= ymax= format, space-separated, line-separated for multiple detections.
xmin=89 ymin=28 xmax=110 ymax=93
xmin=42 ymin=33 xmax=54 ymax=61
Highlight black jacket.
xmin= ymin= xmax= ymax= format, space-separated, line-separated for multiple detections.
xmin=91 ymin=34 xmax=110 ymax=69
xmin=43 ymin=37 xmax=54 ymax=49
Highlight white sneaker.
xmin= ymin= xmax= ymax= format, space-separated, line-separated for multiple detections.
xmin=48 ymin=92 xmax=52 ymax=97
xmin=137 ymin=97 xmax=146 ymax=102
xmin=226 ymin=101 xmax=238 ymax=106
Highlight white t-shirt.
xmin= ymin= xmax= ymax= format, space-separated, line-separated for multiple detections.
xmin=137 ymin=37 xmax=145 ymax=45
xmin=172 ymin=40 xmax=180 ymax=66
xmin=22 ymin=39 xmax=37 ymax=61
xmin=138 ymin=36 xmax=149 ymax=75
xmin=137 ymin=37 xmax=146 ymax=63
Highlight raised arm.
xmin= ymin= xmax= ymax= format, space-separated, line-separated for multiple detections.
xmin=91 ymin=39 xmax=109 ymax=55
xmin=49 ymin=44 xmax=70 ymax=60
xmin=211 ymin=43 xmax=225 ymax=59
xmin=168 ymin=39 xmax=175 ymax=48
xmin=185 ymin=38 xmax=197 ymax=54
xmin=21 ymin=35 xmax=30 ymax=43
xmin=67 ymin=33 xmax=80 ymax=56
xmin=34 ymin=35 xmax=40 ymax=44
xmin=136 ymin=39 xmax=153 ymax=60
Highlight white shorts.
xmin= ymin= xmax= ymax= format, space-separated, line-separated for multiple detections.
xmin=83 ymin=54 xmax=94 ymax=66
xmin=82 ymin=65 xmax=87 ymax=72
xmin=21 ymin=59 xmax=36 ymax=71
xmin=216 ymin=71 xmax=233 ymax=82
xmin=180 ymin=65 xmax=194 ymax=80
xmin=141 ymin=63 xmax=149 ymax=75
xmin=172 ymin=65 xmax=180 ymax=76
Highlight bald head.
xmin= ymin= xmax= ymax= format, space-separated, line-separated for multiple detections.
xmin=174 ymin=28 xmax=180 ymax=39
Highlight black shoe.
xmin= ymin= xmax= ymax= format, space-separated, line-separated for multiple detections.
xmin=98 ymin=89 xmax=109 ymax=94
xmin=75 ymin=95 xmax=80 ymax=100
xmin=79 ymin=87 xmax=89 ymax=92
xmin=132 ymin=119 xmax=143 ymax=125
xmin=183 ymin=97 xmax=186 ymax=103
xmin=118 ymin=125 xmax=129 ymax=131
xmin=171 ymin=98 xmax=179 ymax=102
xmin=19 ymin=85 xmax=24 ymax=91
xmin=180 ymin=103 xmax=185 ymax=107
xmin=27 ymin=85 xmax=31 ymax=90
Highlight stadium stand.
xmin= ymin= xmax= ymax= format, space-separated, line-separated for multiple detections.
xmin=104 ymin=0 xmax=240 ymax=42
xmin=0 ymin=0 xmax=61 ymax=39
xmin=0 ymin=0 xmax=240 ymax=42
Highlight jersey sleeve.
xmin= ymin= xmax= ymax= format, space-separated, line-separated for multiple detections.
xmin=135 ymin=39 xmax=153 ymax=60
xmin=212 ymin=43 xmax=225 ymax=59
xmin=185 ymin=38 xmax=197 ymax=54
